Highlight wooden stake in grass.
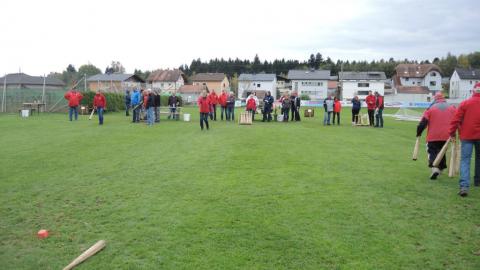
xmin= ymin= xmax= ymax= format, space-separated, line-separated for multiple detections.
xmin=88 ymin=108 xmax=95 ymax=120
xmin=455 ymin=140 xmax=461 ymax=175
xmin=63 ymin=240 xmax=106 ymax=270
xmin=448 ymin=141 xmax=456 ymax=177
xmin=432 ymin=137 xmax=451 ymax=168
xmin=412 ymin=137 xmax=420 ymax=161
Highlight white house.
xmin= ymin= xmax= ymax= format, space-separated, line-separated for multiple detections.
xmin=392 ymin=64 xmax=442 ymax=93
xmin=288 ymin=69 xmax=330 ymax=100
xmin=147 ymin=69 xmax=186 ymax=93
xmin=450 ymin=68 xmax=480 ymax=100
xmin=238 ymin=74 xmax=277 ymax=99
xmin=339 ymin=71 xmax=386 ymax=100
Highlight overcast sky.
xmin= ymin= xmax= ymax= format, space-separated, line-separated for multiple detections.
xmin=0 ymin=0 xmax=477 ymax=75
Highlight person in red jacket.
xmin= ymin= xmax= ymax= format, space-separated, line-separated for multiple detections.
xmin=64 ymin=88 xmax=83 ymax=121
xmin=449 ymin=82 xmax=480 ymax=196
xmin=246 ymin=93 xmax=257 ymax=121
xmin=332 ymin=97 xmax=342 ymax=125
xmin=218 ymin=90 xmax=228 ymax=121
xmin=374 ymin=91 xmax=384 ymax=128
xmin=198 ymin=90 xmax=211 ymax=130
xmin=365 ymin=91 xmax=376 ymax=126
xmin=416 ymin=92 xmax=456 ymax=180
xmin=93 ymin=90 xmax=107 ymax=125
xmin=208 ymin=89 xmax=218 ymax=121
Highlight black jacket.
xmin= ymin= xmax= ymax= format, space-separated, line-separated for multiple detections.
xmin=168 ymin=95 xmax=180 ymax=107
xmin=153 ymin=94 xmax=161 ymax=107
xmin=146 ymin=94 xmax=155 ymax=109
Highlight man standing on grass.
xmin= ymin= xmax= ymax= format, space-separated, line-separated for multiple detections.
xmin=168 ymin=91 xmax=180 ymax=120
xmin=64 ymin=87 xmax=83 ymax=121
xmin=262 ymin=91 xmax=274 ymax=122
xmin=125 ymin=90 xmax=131 ymax=117
xmin=131 ymin=89 xmax=140 ymax=123
xmin=365 ymin=91 xmax=376 ymax=126
xmin=145 ymin=89 xmax=155 ymax=126
xmin=226 ymin=92 xmax=235 ymax=121
xmin=208 ymin=90 xmax=218 ymax=121
xmin=93 ymin=90 xmax=106 ymax=125
xmin=153 ymin=91 xmax=161 ymax=123
xmin=416 ymin=92 xmax=456 ymax=180
xmin=198 ymin=90 xmax=211 ymax=130
xmin=291 ymin=91 xmax=301 ymax=121
xmin=219 ymin=90 xmax=228 ymax=121
xmin=449 ymin=82 xmax=480 ymax=197
xmin=323 ymin=95 xmax=334 ymax=125
xmin=374 ymin=91 xmax=384 ymax=128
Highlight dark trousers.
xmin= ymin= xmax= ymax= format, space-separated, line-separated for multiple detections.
xmin=226 ymin=106 xmax=234 ymax=121
xmin=291 ymin=107 xmax=301 ymax=121
xmin=368 ymin=109 xmax=375 ymax=126
xmin=428 ymin=141 xmax=448 ymax=170
xmin=247 ymin=109 xmax=255 ymax=121
xmin=133 ymin=106 xmax=140 ymax=122
xmin=375 ymin=109 xmax=383 ymax=127
xmin=220 ymin=106 xmax=227 ymax=120
xmin=333 ymin=112 xmax=340 ymax=125
xmin=263 ymin=109 xmax=272 ymax=122
xmin=210 ymin=105 xmax=217 ymax=120
xmin=155 ymin=107 xmax=160 ymax=122
xmin=97 ymin=107 xmax=104 ymax=125
xmin=283 ymin=108 xmax=290 ymax=122
xmin=200 ymin=112 xmax=209 ymax=130
xmin=352 ymin=109 xmax=360 ymax=124
xmin=125 ymin=104 xmax=130 ymax=116
xmin=168 ymin=107 xmax=177 ymax=120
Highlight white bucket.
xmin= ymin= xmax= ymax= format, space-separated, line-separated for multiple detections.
xmin=277 ymin=114 xmax=283 ymax=122
xmin=21 ymin=109 xmax=30 ymax=118
xmin=183 ymin=113 xmax=191 ymax=122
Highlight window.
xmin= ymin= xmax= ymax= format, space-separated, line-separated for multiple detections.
xmin=294 ymin=82 xmax=298 ymax=90
xmin=432 ymin=72 xmax=436 ymax=76
xmin=257 ymin=84 xmax=261 ymax=87
xmin=203 ymin=82 xmax=206 ymax=85
xmin=471 ymin=81 xmax=473 ymax=84
xmin=358 ymin=83 xmax=369 ymax=87
xmin=430 ymin=81 xmax=436 ymax=86
xmin=318 ymin=82 xmax=323 ymax=86
xmin=357 ymin=91 xmax=369 ymax=95
xmin=405 ymin=78 xmax=409 ymax=81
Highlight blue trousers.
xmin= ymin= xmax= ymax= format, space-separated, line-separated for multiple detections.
xmin=147 ymin=107 xmax=154 ymax=126
xmin=459 ymin=140 xmax=480 ymax=189
xmin=69 ymin=106 xmax=78 ymax=121
xmin=97 ymin=107 xmax=104 ymax=125
xmin=200 ymin=112 xmax=209 ymax=130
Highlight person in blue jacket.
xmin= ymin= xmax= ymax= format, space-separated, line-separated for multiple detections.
xmin=131 ymin=89 xmax=141 ymax=123
xmin=262 ymin=91 xmax=274 ymax=122
xmin=351 ymin=95 xmax=361 ymax=125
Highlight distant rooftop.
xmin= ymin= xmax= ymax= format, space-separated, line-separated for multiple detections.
xmin=238 ymin=73 xmax=276 ymax=81
xmin=0 ymin=73 xmax=65 ymax=86
xmin=287 ymin=69 xmax=331 ymax=80
xmin=87 ymin=73 xmax=145 ymax=82
xmin=190 ymin=73 xmax=226 ymax=81
xmin=339 ymin=71 xmax=386 ymax=80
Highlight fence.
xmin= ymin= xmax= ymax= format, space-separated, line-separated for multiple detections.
xmin=1 ymin=87 xmax=70 ymax=113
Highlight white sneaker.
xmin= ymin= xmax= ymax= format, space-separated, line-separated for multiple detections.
xmin=430 ymin=167 xmax=440 ymax=180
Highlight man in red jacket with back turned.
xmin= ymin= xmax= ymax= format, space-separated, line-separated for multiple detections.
xmin=218 ymin=90 xmax=228 ymax=121
xmin=208 ymin=90 xmax=218 ymax=121
xmin=93 ymin=90 xmax=106 ymax=125
xmin=450 ymin=82 xmax=480 ymax=197
xmin=64 ymin=88 xmax=83 ymax=121
xmin=198 ymin=90 xmax=211 ymax=130
xmin=417 ymin=92 xmax=456 ymax=180
xmin=365 ymin=91 xmax=376 ymax=127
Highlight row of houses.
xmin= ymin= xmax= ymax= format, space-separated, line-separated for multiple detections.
xmin=2 ymin=65 xmax=479 ymax=103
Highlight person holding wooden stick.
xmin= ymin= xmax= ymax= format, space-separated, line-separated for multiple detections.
xmin=416 ymin=92 xmax=456 ymax=180
xmin=93 ymin=90 xmax=106 ymax=125
xmin=449 ymin=82 xmax=480 ymax=197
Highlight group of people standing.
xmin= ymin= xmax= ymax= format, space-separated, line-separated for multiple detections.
xmin=416 ymin=83 xmax=480 ymax=197
xmin=126 ymin=89 xmax=181 ymax=126
xmin=197 ymin=89 xmax=236 ymax=130
xmin=278 ymin=91 xmax=301 ymax=122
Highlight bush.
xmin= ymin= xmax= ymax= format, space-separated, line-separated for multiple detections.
xmin=300 ymin=94 xmax=311 ymax=100
xmin=81 ymin=91 xmax=125 ymax=112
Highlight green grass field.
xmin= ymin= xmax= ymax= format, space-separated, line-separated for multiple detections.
xmin=1 ymin=108 xmax=479 ymax=269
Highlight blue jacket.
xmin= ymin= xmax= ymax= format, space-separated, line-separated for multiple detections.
xmin=352 ymin=99 xmax=361 ymax=110
xmin=131 ymin=90 xmax=140 ymax=105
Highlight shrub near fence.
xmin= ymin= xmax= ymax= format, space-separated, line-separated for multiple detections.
xmin=81 ymin=91 xmax=125 ymax=112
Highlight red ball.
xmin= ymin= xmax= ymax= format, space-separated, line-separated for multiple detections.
xmin=37 ymin=229 xmax=49 ymax=239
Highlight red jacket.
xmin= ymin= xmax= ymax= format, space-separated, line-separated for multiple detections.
xmin=365 ymin=94 xmax=376 ymax=110
xmin=422 ymin=100 xmax=456 ymax=142
xmin=208 ymin=93 xmax=218 ymax=105
xmin=143 ymin=95 xmax=148 ymax=108
xmin=198 ymin=96 xmax=211 ymax=113
xmin=375 ymin=95 xmax=384 ymax=109
xmin=64 ymin=90 xmax=83 ymax=107
xmin=246 ymin=98 xmax=256 ymax=110
xmin=218 ymin=93 xmax=227 ymax=107
xmin=449 ymin=92 xmax=480 ymax=140
xmin=93 ymin=93 xmax=106 ymax=108
xmin=334 ymin=100 xmax=342 ymax=113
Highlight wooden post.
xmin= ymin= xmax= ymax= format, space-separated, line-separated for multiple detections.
xmin=448 ymin=141 xmax=456 ymax=177
xmin=41 ymin=74 xmax=46 ymax=110
xmin=2 ymin=74 xmax=6 ymax=112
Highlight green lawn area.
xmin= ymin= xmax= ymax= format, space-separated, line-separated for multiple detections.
xmin=1 ymin=108 xmax=479 ymax=269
